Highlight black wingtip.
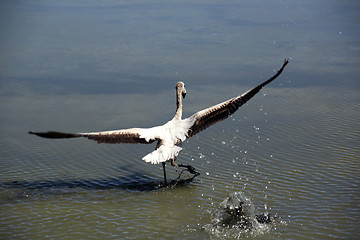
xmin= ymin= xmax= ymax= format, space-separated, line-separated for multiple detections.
xmin=261 ymin=58 xmax=290 ymax=86
xmin=28 ymin=131 xmax=80 ymax=139
xmin=283 ymin=58 xmax=290 ymax=68
xmin=276 ymin=58 xmax=290 ymax=75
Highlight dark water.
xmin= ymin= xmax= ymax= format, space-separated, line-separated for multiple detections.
xmin=1 ymin=1 xmax=359 ymax=239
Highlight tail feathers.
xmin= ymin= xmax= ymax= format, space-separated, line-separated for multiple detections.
xmin=28 ymin=131 xmax=81 ymax=139
xmin=142 ymin=145 xmax=182 ymax=164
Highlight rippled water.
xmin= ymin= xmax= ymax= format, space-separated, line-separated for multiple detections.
xmin=1 ymin=0 xmax=360 ymax=239
xmin=1 ymin=86 xmax=359 ymax=239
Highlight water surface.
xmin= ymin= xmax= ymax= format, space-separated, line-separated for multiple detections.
xmin=1 ymin=1 xmax=359 ymax=239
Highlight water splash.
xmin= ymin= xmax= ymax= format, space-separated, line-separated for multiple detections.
xmin=203 ymin=192 xmax=275 ymax=238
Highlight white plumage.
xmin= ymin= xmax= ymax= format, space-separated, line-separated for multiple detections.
xmin=140 ymin=118 xmax=194 ymax=164
xmin=29 ymin=59 xmax=289 ymax=184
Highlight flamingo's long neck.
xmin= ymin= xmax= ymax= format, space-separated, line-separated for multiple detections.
xmin=174 ymin=86 xmax=183 ymax=120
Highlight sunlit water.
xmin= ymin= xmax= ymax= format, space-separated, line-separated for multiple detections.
xmin=1 ymin=0 xmax=360 ymax=239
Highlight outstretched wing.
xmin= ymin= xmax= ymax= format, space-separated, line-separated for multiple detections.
xmin=28 ymin=128 xmax=156 ymax=144
xmin=187 ymin=59 xmax=289 ymax=138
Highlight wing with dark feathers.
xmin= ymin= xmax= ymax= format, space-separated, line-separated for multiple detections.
xmin=28 ymin=131 xmax=81 ymax=139
xmin=187 ymin=59 xmax=289 ymax=138
xmin=28 ymin=128 xmax=155 ymax=144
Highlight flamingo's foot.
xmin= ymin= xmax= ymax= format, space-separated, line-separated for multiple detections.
xmin=178 ymin=164 xmax=198 ymax=175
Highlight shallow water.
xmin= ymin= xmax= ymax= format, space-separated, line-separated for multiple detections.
xmin=1 ymin=86 xmax=359 ymax=239
xmin=1 ymin=1 xmax=360 ymax=239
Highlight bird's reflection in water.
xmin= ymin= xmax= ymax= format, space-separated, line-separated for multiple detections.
xmin=2 ymin=165 xmax=200 ymax=197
